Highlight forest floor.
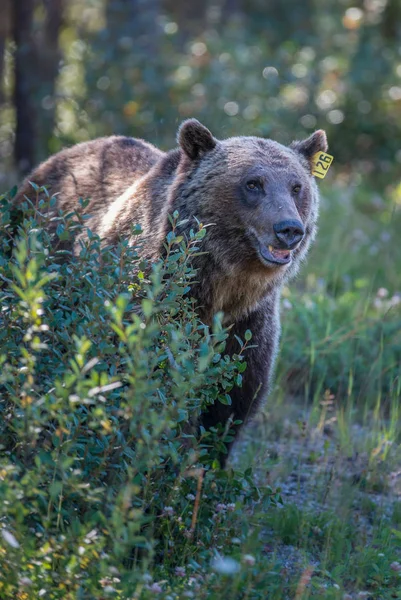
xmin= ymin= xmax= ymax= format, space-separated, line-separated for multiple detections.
xmin=233 ymin=397 xmax=401 ymax=599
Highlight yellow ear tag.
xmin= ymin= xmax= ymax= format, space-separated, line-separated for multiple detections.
xmin=311 ymin=151 xmax=334 ymax=179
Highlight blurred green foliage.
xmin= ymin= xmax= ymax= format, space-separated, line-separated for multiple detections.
xmin=1 ymin=0 xmax=400 ymax=186
xmin=276 ymin=186 xmax=401 ymax=405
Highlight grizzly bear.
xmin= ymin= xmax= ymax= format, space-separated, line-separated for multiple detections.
xmin=14 ymin=119 xmax=328 ymax=454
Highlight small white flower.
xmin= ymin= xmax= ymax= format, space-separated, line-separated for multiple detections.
xmin=186 ymin=494 xmax=196 ymax=501
xmin=227 ymin=503 xmax=236 ymax=512
xmin=149 ymin=582 xmax=163 ymax=593
xmin=377 ymin=287 xmax=389 ymax=298
xmin=211 ymin=555 xmax=240 ymax=575
xmin=163 ymin=506 xmax=174 ymax=517
xmin=1 ymin=529 xmax=19 ymax=548
xmin=390 ymin=561 xmax=401 ymax=572
xmin=215 ymin=503 xmax=227 ymax=512
xmin=175 ymin=566 xmax=186 ymax=577
xmin=242 ymin=554 xmax=256 ymax=566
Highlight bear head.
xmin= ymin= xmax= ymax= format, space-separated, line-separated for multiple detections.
xmin=170 ymin=119 xmax=327 ymax=319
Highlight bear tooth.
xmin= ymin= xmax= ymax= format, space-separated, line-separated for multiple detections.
xmin=268 ymin=245 xmax=273 ymax=252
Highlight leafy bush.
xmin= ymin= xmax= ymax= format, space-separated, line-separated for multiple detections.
xmin=0 ymin=188 xmax=280 ymax=598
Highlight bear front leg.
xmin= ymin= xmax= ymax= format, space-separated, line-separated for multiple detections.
xmin=199 ymin=292 xmax=281 ymax=462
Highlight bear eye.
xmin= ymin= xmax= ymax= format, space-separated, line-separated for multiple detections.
xmin=292 ymin=184 xmax=302 ymax=194
xmin=246 ymin=179 xmax=262 ymax=192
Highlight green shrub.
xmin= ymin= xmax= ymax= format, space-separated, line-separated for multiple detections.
xmin=0 ymin=188 xmax=280 ymax=598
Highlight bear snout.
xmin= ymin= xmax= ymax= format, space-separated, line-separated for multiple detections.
xmin=273 ymin=219 xmax=305 ymax=250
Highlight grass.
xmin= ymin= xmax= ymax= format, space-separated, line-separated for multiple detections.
xmin=234 ymin=393 xmax=401 ymax=599
xmin=0 ymin=181 xmax=400 ymax=599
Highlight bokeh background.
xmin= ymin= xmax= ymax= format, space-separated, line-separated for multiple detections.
xmin=1 ymin=0 xmax=401 ymax=184
xmin=1 ymin=0 xmax=400 ymax=405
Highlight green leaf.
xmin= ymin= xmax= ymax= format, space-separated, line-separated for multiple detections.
xmin=141 ymin=298 xmax=153 ymax=318
xmin=9 ymin=185 xmax=18 ymax=199
xmin=219 ymin=394 xmax=232 ymax=406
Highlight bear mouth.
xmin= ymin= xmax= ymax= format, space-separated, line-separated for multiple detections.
xmin=258 ymin=243 xmax=292 ymax=266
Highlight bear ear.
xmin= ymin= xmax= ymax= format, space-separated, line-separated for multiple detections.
xmin=178 ymin=119 xmax=217 ymax=160
xmin=290 ymin=130 xmax=328 ymax=162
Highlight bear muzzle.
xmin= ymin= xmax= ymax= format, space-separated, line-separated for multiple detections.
xmin=273 ymin=219 xmax=305 ymax=250
xmin=258 ymin=243 xmax=292 ymax=265
xmin=248 ymin=218 xmax=305 ymax=267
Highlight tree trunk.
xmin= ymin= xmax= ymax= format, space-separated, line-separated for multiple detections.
xmin=37 ymin=0 xmax=64 ymax=159
xmin=0 ymin=0 xmax=11 ymax=104
xmin=12 ymin=0 xmax=36 ymax=175
xmin=381 ymin=0 xmax=401 ymax=41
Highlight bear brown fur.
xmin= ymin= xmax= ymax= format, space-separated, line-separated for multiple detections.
xmin=14 ymin=120 xmax=328 ymax=453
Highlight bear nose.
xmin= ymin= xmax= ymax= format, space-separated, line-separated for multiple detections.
xmin=273 ymin=219 xmax=305 ymax=249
